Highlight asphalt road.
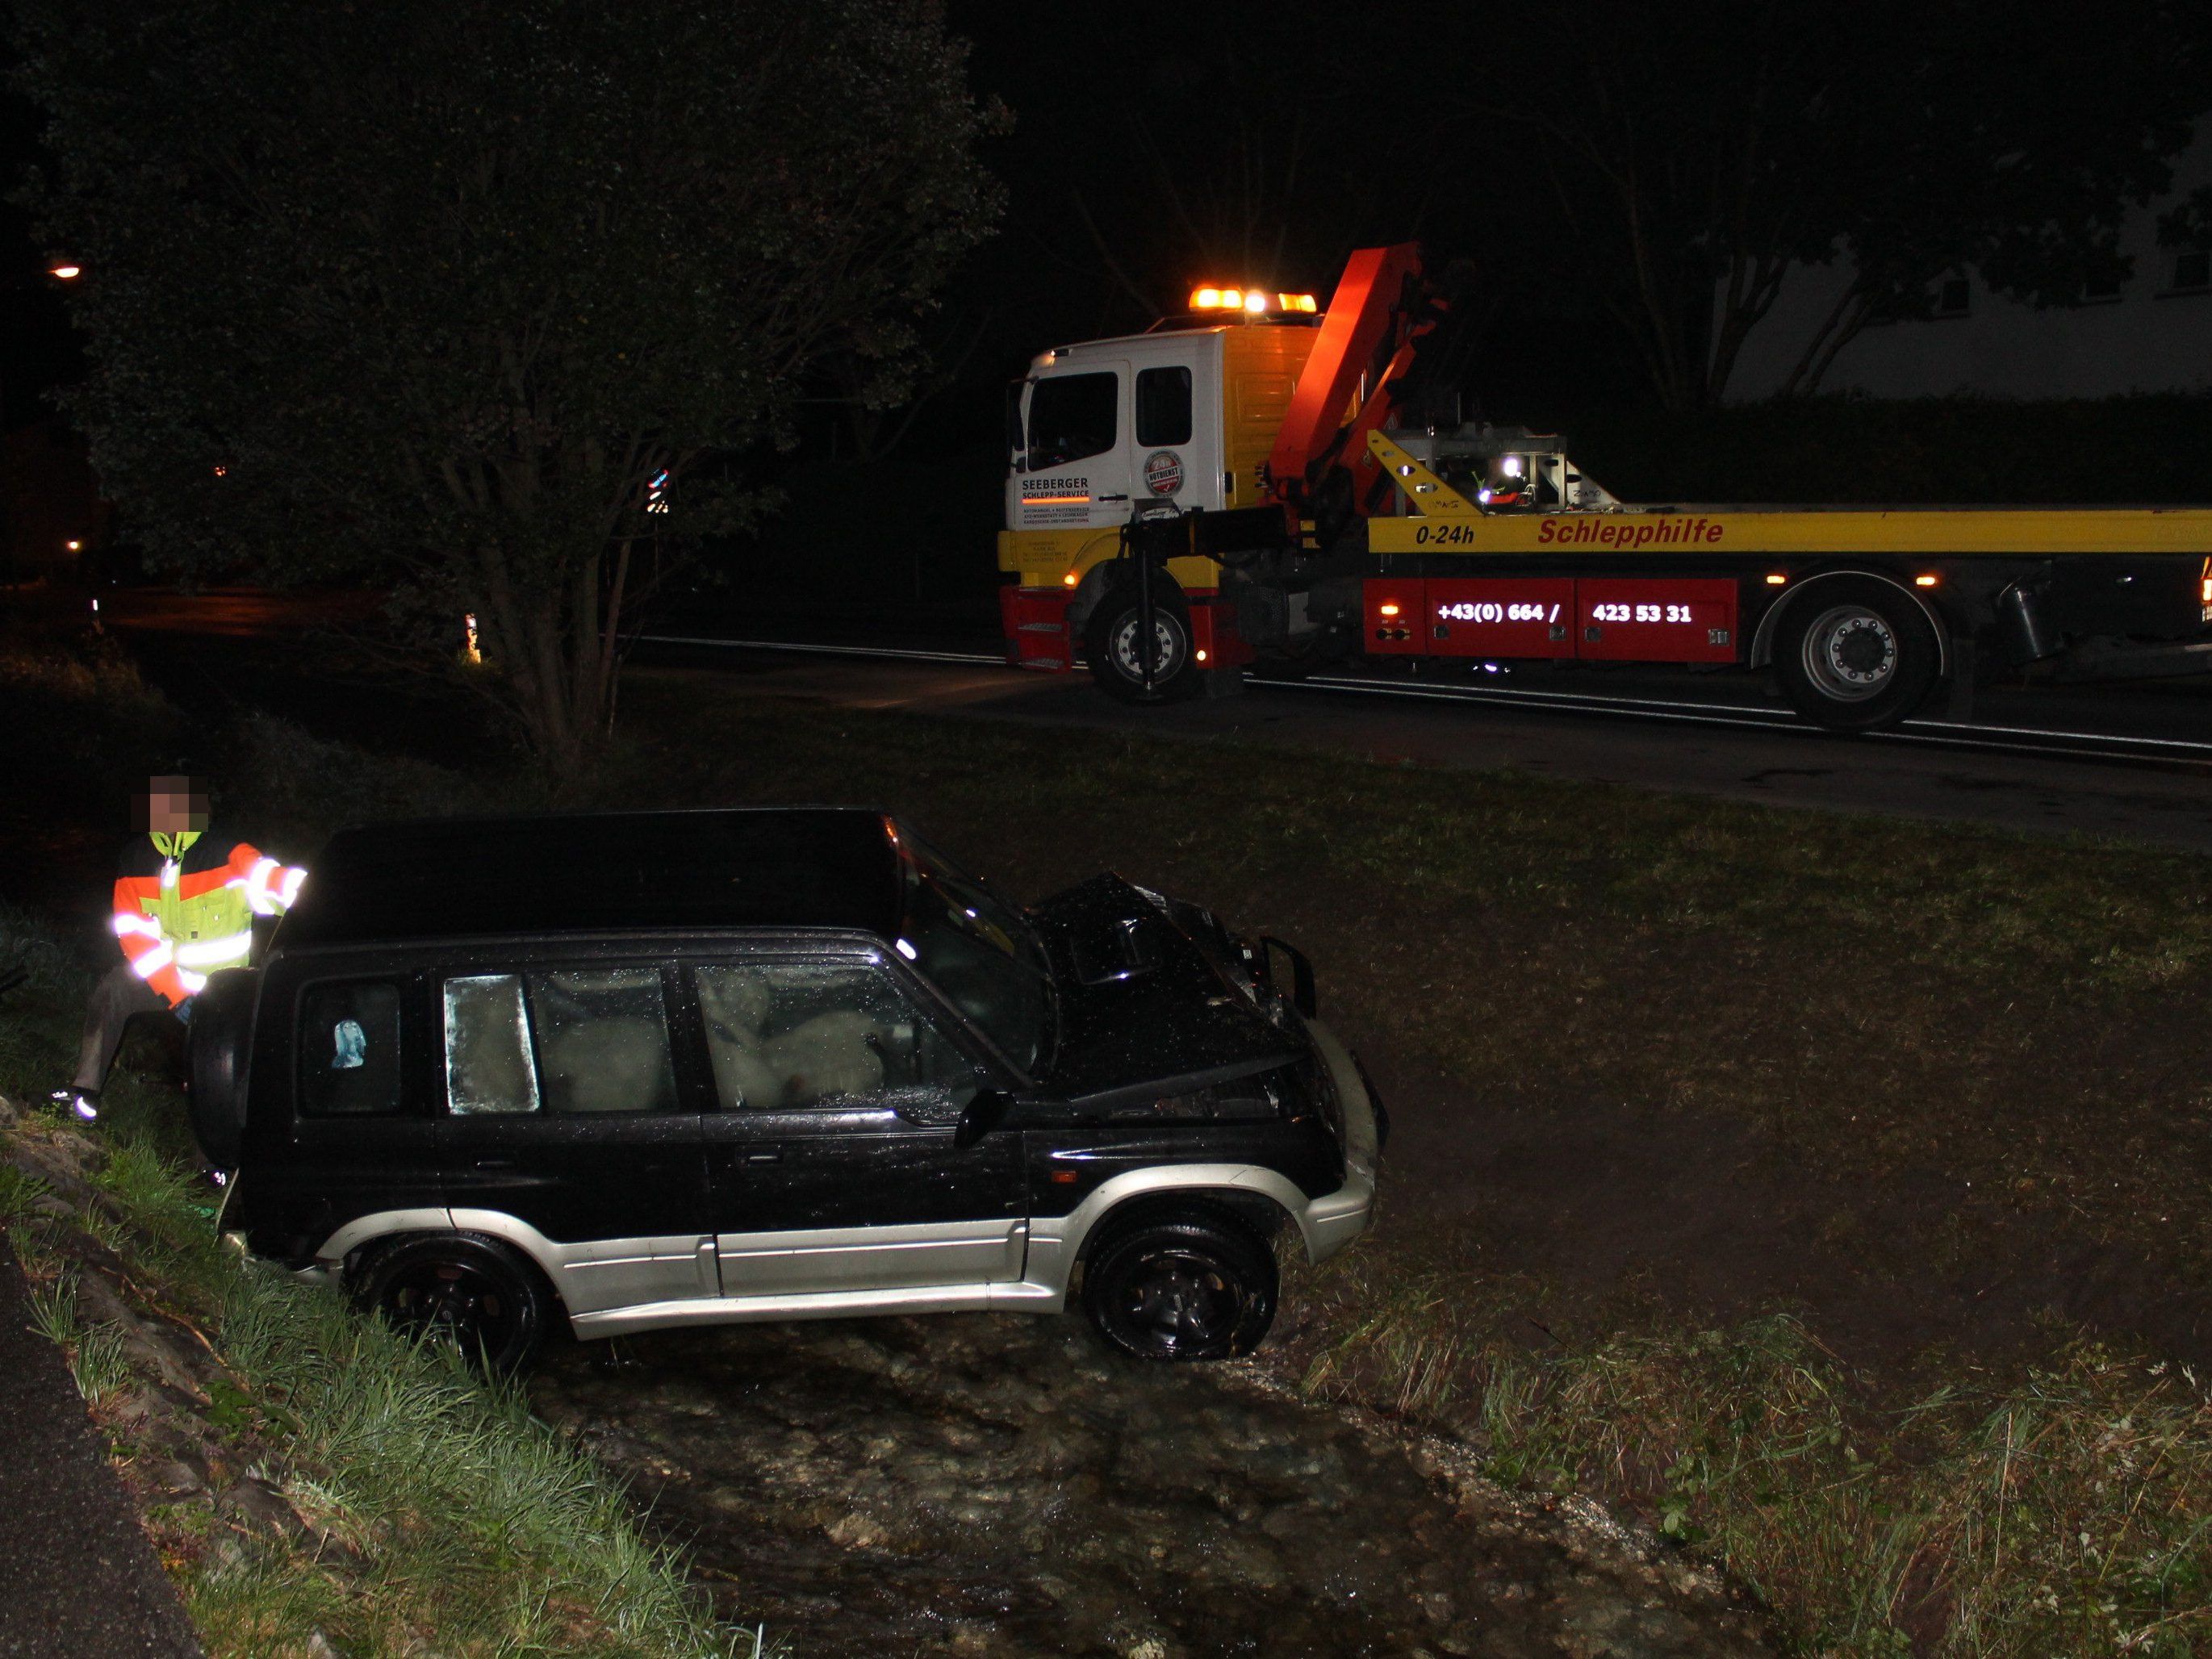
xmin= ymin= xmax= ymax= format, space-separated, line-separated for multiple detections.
xmin=87 ymin=585 xmax=2212 ymax=850
xmin=0 ymin=1235 xmax=202 ymax=1659
xmin=637 ymin=637 xmax=2212 ymax=851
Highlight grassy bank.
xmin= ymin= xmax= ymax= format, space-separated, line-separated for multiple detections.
xmin=615 ymin=671 xmax=2212 ymax=1655
xmin=11 ymin=626 xmax=2212 ymax=1653
xmin=0 ymin=807 xmax=758 ymax=1650
xmin=2 ymin=1130 xmax=755 ymax=1657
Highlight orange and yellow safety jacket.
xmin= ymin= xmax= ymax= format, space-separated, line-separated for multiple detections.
xmin=111 ymin=830 xmax=307 ymax=1007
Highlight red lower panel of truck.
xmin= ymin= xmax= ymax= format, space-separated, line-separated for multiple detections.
xmin=1186 ymin=589 xmax=1256 ymax=669
xmin=1427 ymin=578 xmax=1575 ymax=656
xmin=999 ymin=584 xmax=1252 ymax=671
xmin=1364 ymin=578 xmax=1738 ymax=664
xmin=1001 ymin=586 xmax=1074 ymax=671
xmin=1362 ymin=581 xmax=1428 ymax=655
xmin=1576 ymin=579 xmax=1737 ymax=662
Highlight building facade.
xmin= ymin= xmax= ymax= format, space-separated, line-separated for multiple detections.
xmin=1725 ymin=127 xmax=2212 ymax=402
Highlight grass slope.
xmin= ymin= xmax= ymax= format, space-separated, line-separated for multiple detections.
xmin=11 ymin=627 xmax=2212 ymax=1653
xmin=0 ymin=641 xmax=760 ymax=1659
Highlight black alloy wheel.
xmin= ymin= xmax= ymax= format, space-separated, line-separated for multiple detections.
xmin=1084 ymin=584 xmax=1204 ymax=704
xmin=1083 ymin=1211 xmax=1277 ymax=1361
xmin=353 ymin=1233 xmax=552 ymax=1375
xmin=1771 ymin=575 xmax=1942 ymax=732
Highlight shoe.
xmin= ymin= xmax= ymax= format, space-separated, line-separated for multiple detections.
xmin=48 ymin=1088 xmax=98 ymax=1122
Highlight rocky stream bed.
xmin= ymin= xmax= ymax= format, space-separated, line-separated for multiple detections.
xmin=531 ymin=1312 xmax=1775 ymax=1658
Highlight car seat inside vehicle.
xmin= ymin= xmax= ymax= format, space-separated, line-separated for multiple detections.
xmin=696 ymin=964 xmax=889 ymax=1109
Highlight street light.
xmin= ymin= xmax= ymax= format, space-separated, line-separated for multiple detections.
xmin=48 ymin=264 xmax=81 ymax=280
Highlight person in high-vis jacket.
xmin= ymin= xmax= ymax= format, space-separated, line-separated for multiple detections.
xmin=52 ymin=774 xmax=306 ymax=1122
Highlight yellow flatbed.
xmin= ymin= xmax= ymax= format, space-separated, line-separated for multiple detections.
xmin=1364 ymin=433 xmax=2212 ymax=558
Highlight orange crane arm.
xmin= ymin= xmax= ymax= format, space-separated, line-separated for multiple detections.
xmin=1263 ymin=243 xmax=1429 ymax=514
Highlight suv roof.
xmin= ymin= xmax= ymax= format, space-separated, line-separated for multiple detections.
xmin=275 ymin=807 xmax=904 ymax=950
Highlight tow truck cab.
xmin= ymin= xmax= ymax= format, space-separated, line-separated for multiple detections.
xmin=999 ymin=305 xmax=1322 ymax=675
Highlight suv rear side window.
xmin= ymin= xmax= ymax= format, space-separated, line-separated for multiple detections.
xmin=299 ymin=980 xmax=404 ymax=1117
xmin=443 ymin=967 xmax=679 ymax=1116
xmin=1026 ymin=372 xmax=1118 ymax=471
xmin=694 ymin=962 xmax=975 ymax=1113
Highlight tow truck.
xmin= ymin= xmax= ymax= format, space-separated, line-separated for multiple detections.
xmin=997 ymin=244 xmax=2212 ymax=729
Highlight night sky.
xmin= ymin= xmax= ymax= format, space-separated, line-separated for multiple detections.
xmin=6 ymin=6 xmax=2209 ymax=465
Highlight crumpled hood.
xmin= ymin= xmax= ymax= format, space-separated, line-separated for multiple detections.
xmin=1027 ymin=874 xmax=1303 ymax=1109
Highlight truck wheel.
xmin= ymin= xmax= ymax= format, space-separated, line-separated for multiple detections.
xmin=1772 ymin=578 xmax=1941 ymax=732
xmin=1082 ymin=1210 xmax=1277 ymax=1361
xmin=353 ymin=1233 xmax=553 ymax=1375
xmin=1085 ymin=586 xmax=1203 ymax=704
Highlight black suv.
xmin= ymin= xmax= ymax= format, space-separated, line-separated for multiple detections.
xmin=191 ymin=809 xmax=1383 ymax=1370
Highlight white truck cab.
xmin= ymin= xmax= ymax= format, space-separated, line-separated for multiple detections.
xmin=998 ymin=316 xmax=1322 ymax=683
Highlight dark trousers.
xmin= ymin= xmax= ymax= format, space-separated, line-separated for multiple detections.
xmin=71 ymin=964 xmax=176 ymax=1095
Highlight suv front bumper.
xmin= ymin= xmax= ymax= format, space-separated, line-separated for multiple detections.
xmin=1300 ymin=1019 xmax=1381 ymax=1262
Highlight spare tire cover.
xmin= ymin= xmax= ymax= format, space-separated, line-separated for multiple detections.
xmin=187 ymin=967 xmax=258 ymax=1168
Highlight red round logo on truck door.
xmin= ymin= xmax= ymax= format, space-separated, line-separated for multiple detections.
xmin=1143 ymin=449 xmax=1185 ymax=496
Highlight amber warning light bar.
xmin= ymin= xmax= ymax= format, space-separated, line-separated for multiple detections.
xmin=1190 ymin=286 xmax=1319 ymax=315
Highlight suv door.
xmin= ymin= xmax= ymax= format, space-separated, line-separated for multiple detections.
xmin=246 ymin=967 xmax=444 ymax=1263
xmin=688 ymin=956 xmax=1027 ymax=1296
xmin=437 ymin=962 xmax=714 ymax=1315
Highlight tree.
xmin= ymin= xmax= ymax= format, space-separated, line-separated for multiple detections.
xmin=1770 ymin=5 xmax=2207 ymax=398
xmin=1453 ymin=0 xmax=2207 ymax=407
xmin=14 ymin=0 xmax=1002 ymax=770
xmin=958 ymin=0 xmax=1422 ymax=340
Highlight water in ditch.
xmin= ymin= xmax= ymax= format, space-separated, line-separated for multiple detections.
xmin=529 ymin=1311 xmax=1771 ymax=1658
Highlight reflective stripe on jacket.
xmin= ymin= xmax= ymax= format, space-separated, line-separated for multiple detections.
xmin=111 ymin=830 xmax=307 ymax=1006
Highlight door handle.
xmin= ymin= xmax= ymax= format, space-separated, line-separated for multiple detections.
xmin=744 ymin=1146 xmax=784 ymax=1165
xmin=1096 ymin=493 xmax=1129 ymax=502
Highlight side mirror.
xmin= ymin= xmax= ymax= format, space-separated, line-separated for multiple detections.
xmin=1259 ymin=935 xmax=1317 ymax=1018
xmin=953 ymin=1089 xmax=1013 ymax=1149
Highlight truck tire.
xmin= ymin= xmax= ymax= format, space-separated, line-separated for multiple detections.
xmin=1772 ymin=577 xmax=1941 ymax=732
xmin=1085 ymin=584 xmax=1203 ymax=704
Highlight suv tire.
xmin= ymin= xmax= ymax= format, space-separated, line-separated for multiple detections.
xmin=1083 ymin=1209 xmax=1277 ymax=1360
xmin=353 ymin=1232 xmax=553 ymax=1375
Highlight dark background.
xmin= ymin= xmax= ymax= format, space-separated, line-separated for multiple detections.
xmin=6 ymin=2 xmax=2212 ymax=610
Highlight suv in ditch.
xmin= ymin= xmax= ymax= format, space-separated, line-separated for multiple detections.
xmin=190 ymin=808 xmax=1384 ymax=1371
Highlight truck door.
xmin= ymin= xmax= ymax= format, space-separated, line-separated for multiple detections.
xmin=1131 ymin=353 xmax=1221 ymax=512
xmin=1014 ymin=363 xmax=1131 ymax=534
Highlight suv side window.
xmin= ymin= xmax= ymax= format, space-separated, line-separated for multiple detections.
xmin=694 ymin=962 xmax=976 ymax=1113
xmin=443 ymin=967 xmax=679 ymax=1117
xmin=445 ymin=974 xmax=539 ymax=1115
xmin=299 ymin=979 xmax=404 ymax=1117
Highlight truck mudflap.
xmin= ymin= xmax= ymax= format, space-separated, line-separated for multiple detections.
xmin=1000 ymin=585 xmax=1075 ymax=672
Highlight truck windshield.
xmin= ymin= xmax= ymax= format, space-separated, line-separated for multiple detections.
xmin=897 ymin=836 xmax=1053 ymax=1074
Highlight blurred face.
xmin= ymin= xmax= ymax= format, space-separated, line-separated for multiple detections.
xmin=136 ymin=775 xmax=209 ymax=838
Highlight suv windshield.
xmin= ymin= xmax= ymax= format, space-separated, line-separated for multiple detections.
xmin=898 ymin=834 xmax=1053 ymax=1072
